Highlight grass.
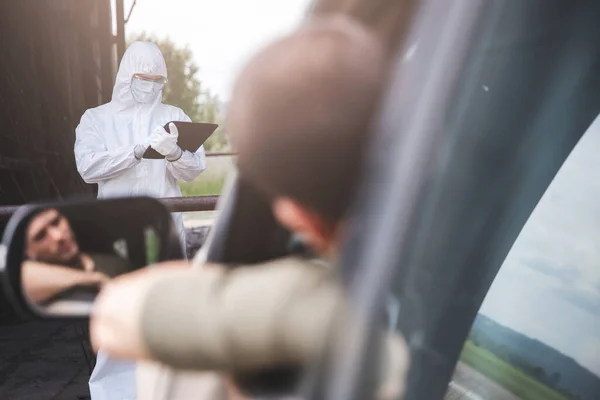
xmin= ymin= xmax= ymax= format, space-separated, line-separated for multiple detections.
xmin=145 ymin=228 xmax=160 ymax=265
xmin=180 ymin=176 xmax=226 ymax=196
xmin=460 ymin=341 xmax=569 ymax=400
xmin=179 ymin=155 xmax=234 ymax=196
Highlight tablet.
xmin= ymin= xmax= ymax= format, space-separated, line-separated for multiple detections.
xmin=143 ymin=121 xmax=218 ymax=159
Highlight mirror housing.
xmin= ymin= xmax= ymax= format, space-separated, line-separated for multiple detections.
xmin=0 ymin=197 xmax=183 ymax=319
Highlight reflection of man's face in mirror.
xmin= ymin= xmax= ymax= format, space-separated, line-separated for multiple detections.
xmin=26 ymin=209 xmax=79 ymax=264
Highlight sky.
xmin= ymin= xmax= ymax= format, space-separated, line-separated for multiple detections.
xmin=124 ymin=0 xmax=312 ymax=101
xmin=479 ymin=114 xmax=600 ymax=376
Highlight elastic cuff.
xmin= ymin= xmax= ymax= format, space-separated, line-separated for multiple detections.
xmin=134 ymin=145 xmax=147 ymax=160
xmin=166 ymin=147 xmax=184 ymax=162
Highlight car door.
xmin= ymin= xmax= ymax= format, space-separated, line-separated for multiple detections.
xmin=309 ymin=1 xmax=600 ymax=399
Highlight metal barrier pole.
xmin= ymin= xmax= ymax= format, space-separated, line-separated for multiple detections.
xmin=205 ymin=152 xmax=237 ymax=157
xmin=160 ymin=195 xmax=219 ymax=213
xmin=0 ymin=154 xmax=233 ymax=222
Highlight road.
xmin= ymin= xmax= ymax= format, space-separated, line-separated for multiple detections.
xmin=0 ymin=320 xmax=91 ymax=399
xmin=0 ymin=321 xmax=522 ymax=400
xmin=445 ymin=362 xmax=520 ymax=400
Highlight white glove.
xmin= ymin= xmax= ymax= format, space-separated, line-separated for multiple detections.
xmin=133 ymin=139 xmax=151 ymax=160
xmin=149 ymin=123 xmax=180 ymax=158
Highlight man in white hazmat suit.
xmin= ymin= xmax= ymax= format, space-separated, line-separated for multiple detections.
xmin=74 ymin=41 xmax=206 ymax=399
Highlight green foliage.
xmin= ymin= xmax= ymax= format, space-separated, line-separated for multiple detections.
xmin=145 ymin=228 xmax=160 ymax=265
xmin=127 ymin=33 xmax=230 ymax=151
xmin=459 ymin=341 xmax=570 ymax=400
xmin=179 ymin=175 xmax=227 ymax=197
xmin=200 ymin=92 xmax=229 ymax=152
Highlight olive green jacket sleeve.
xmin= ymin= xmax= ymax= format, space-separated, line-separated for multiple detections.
xmin=139 ymin=257 xmax=409 ymax=399
xmin=140 ymin=257 xmax=343 ymax=371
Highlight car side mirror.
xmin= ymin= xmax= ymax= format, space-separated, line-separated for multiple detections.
xmin=0 ymin=197 xmax=183 ymax=319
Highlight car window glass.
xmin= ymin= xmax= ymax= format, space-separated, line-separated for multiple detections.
xmin=445 ymin=115 xmax=600 ymax=400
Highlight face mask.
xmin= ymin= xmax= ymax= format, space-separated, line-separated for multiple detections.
xmin=130 ymin=77 xmax=163 ymax=103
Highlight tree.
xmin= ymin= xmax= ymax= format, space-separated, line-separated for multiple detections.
xmin=532 ymin=366 xmax=547 ymax=382
xmin=199 ymin=89 xmax=229 ymax=152
xmin=127 ymin=33 xmax=230 ymax=151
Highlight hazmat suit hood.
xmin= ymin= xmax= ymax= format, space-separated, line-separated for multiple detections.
xmin=111 ymin=41 xmax=168 ymax=110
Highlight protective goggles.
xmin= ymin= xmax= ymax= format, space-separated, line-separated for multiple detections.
xmin=132 ymin=74 xmax=168 ymax=85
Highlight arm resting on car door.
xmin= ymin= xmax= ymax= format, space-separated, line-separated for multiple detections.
xmin=140 ymin=257 xmax=342 ymax=371
xmin=139 ymin=257 xmax=409 ymax=400
xmin=22 ymin=261 xmax=107 ymax=303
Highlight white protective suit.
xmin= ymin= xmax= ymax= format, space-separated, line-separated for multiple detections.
xmin=74 ymin=41 xmax=206 ymax=400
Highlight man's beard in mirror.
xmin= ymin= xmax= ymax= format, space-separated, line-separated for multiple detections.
xmin=61 ymin=252 xmax=84 ymax=269
xmin=30 ymin=240 xmax=82 ymax=269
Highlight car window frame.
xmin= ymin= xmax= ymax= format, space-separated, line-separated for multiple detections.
xmin=313 ymin=1 xmax=600 ymax=399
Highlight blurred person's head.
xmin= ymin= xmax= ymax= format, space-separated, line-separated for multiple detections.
xmin=26 ymin=209 xmax=79 ymax=265
xmin=228 ymin=16 xmax=387 ymax=256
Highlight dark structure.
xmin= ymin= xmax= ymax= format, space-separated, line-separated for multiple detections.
xmin=0 ymin=0 xmax=121 ymax=216
xmin=0 ymin=4 xmax=128 ymax=397
xmin=0 ymin=0 xmax=125 ymax=318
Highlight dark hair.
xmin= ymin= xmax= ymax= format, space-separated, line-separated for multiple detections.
xmin=229 ymin=17 xmax=386 ymax=223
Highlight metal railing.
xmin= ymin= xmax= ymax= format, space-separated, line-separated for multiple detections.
xmin=162 ymin=195 xmax=219 ymax=213
xmin=0 ymin=196 xmax=221 ymax=222
xmin=0 ymin=152 xmax=235 ymax=222
xmin=206 ymin=151 xmax=236 ymax=157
